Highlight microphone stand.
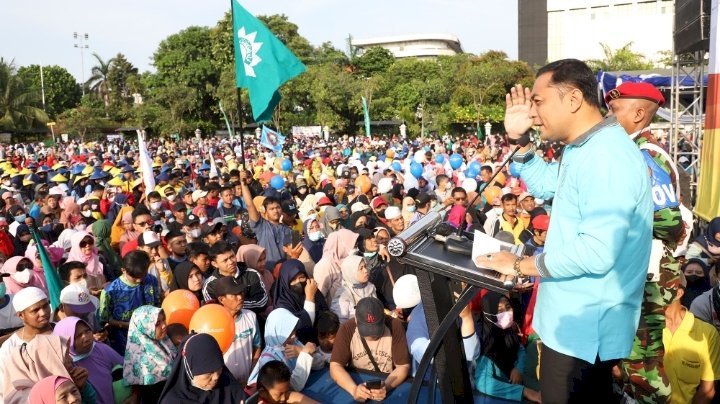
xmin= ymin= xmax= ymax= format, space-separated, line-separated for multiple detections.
xmin=445 ymin=134 xmax=531 ymax=255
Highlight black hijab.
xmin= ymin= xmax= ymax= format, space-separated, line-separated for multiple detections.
xmin=681 ymin=258 xmax=712 ymax=308
xmin=159 ymin=333 xmax=245 ymax=404
xmin=479 ymin=291 xmax=520 ymax=378
xmin=271 ymin=259 xmax=328 ymax=343
xmin=301 ymin=219 xmax=324 ymax=263
xmin=170 ymin=262 xmax=204 ymax=302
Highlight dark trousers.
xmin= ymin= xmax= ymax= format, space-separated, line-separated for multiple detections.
xmin=539 ymin=343 xmax=618 ymax=404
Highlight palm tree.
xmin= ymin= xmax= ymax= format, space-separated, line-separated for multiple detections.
xmin=85 ymin=53 xmax=115 ymax=111
xmin=0 ymin=58 xmax=48 ymax=131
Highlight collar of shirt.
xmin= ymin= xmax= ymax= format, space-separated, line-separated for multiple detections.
xmin=569 ymin=116 xmax=618 ymax=147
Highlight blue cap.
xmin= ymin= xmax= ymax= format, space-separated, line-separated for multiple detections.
xmin=199 ymin=164 xmax=211 ymax=171
xmin=71 ymin=164 xmax=86 ymax=175
xmin=156 ymin=172 xmax=170 ymax=182
xmin=89 ymin=168 xmax=108 ymax=180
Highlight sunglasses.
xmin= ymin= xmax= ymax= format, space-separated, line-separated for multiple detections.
xmin=17 ymin=263 xmax=34 ymax=272
xmin=79 ymin=239 xmax=94 ymax=248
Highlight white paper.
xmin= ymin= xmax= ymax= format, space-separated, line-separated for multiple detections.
xmin=471 ymin=230 xmax=517 ymax=264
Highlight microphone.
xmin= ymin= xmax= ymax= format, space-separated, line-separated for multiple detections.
xmin=446 ymin=133 xmax=532 ymax=256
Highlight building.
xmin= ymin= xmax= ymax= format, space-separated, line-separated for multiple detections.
xmin=519 ymin=0 xmax=675 ymax=67
xmin=351 ymin=34 xmax=463 ymax=60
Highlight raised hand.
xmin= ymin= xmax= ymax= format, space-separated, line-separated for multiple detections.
xmin=504 ymin=84 xmax=534 ymax=139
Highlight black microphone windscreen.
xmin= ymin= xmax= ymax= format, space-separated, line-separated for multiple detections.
xmin=518 ymin=132 xmax=532 ymax=147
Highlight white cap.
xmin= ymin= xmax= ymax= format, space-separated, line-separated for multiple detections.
xmin=351 ymin=202 xmax=370 ymax=213
xmin=378 ymin=177 xmax=394 ymax=194
xmin=191 ymin=190 xmax=208 ymax=203
xmin=60 ymin=283 xmax=98 ymax=314
xmin=12 ymin=287 xmax=48 ymax=312
xmin=384 ymin=206 xmax=402 ymax=221
xmin=393 ymin=275 xmax=421 ymax=309
xmin=138 ymin=231 xmax=161 ymax=248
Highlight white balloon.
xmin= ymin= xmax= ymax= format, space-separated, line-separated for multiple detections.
xmin=462 ymin=178 xmax=478 ymax=193
xmin=414 ymin=150 xmax=427 ymax=164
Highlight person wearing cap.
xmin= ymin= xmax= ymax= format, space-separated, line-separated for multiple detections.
xmin=0 ymin=287 xmax=52 ymax=371
xmin=330 ymin=296 xmax=410 ymax=401
xmin=606 ymin=82 xmax=686 ymax=402
xmin=517 ymin=192 xmax=536 ymax=229
xmin=138 ymin=231 xmax=174 ymax=296
xmin=182 ymin=213 xmax=202 ymax=243
xmin=55 ymin=282 xmax=102 ymax=333
xmin=408 ymin=193 xmax=432 ymax=227
xmin=477 ymin=59 xmax=654 ymax=402
xmin=215 ymin=276 xmax=262 ymax=384
xmin=662 ymin=273 xmax=720 ymax=404
xmin=240 ymin=171 xmax=299 ymax=270
xmin=383 ymin=206 xmax=405 ymax=236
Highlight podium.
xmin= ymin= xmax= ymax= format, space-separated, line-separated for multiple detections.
xmin=388 ymin=211 xmax=514 ymax=403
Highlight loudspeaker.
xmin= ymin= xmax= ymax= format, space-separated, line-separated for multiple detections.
xmin=674 ymin=0 xmax=711 ymax=54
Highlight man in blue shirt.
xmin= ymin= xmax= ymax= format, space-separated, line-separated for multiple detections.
xmin=476 ymin=59 xmax=653 ymax=402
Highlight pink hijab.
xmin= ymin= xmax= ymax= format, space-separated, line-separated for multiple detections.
xmin=59 ymin=197 xmax=80 ymax=228
xmin=28 ymin=376 xmax=74 ymax=404
xmin=1 ymin=256 xmax=47 ymax=295
xmin=66 ymin=231 xmax=103 ymax=277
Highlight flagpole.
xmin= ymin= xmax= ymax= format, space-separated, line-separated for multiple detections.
xmin=230 ymin=0 xmax=246 ymax=171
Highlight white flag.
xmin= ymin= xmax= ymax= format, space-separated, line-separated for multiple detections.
xmin=136 ymin=130 xmax=156 ymax=195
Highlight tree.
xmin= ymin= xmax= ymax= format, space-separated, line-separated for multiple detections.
xmin=107 ymin=53 xmax=141 ymax=121
xmin=0 ymin=58 xmax=48 ymax=131
xmin=85 ymin=53 xmax=115 ymax=111
xmin=354 ymin=47 xmax=395 ymax=77
xmin=586 ymin=42 xmax=654 ymax=72
xmin=57 ymin=103 xmax=105 ymax=142
xmin=312 ymin=42 xmax=349 ymax=66
xmin=257 ymin=14 xmax=314 ymax=64
xmin=16 ymin=65 xmax=81 ymax=118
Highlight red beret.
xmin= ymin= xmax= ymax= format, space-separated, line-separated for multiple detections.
xmin=604 ymin=82 xmax=665 ymax=107
xmin=532 ymin=214 xmax=550 ymax=231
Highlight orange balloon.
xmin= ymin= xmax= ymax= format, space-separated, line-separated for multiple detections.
xmin=482 ymin=186 xmax=502 ymax=206
xmin=162 ymin=290 xmax=200 ymax=329
xmin=354 ymin=175 xmax=372 ymax=194
xmin=188 ymin=304 xmax=236 ymax=353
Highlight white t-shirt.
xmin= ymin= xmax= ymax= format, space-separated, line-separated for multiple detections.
xmin=0 ymin=295 xmax=23 ymax=332
xmin=224 ymin=309 xmax=260 ymax=383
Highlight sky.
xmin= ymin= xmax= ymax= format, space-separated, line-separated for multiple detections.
xmin=1 ymin=0 xmax=518 ymax=83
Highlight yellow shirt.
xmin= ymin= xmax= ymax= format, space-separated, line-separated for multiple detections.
xmin=663 ymin=309 xmax=720 ymax=404
xmin=499 ymin=215 xmax=526 ymax=245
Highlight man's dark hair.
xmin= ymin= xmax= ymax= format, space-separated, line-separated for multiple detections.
xmin=258 ymin=360 xmax=292 ymax=390
xmin=317 ymin=311 xmax=340 ymax=335
xmin=480 ymin=166 xmax=493 ymax=175
xmin=263 ymin=196 xmax=281 ymax=209
xmin=536 ymin=59 xmax=600 ymax=108
xmin=220 ymin=186 xmax=233 ymax=195
xmin=436 ymin=174 xmax=449 ymax=184
xmin=147 ymin=191 xmax=161 ymax=201
xmin=501 ymin=193 xmax=518 ymax=203
xmin=132 ymin=206 xmax=151 ymax=221
xmin=451 ymin=187 xmax=467 ymax=197
xmin=187 ymin=242 xmax=210 ymax=260
xmin=229 ymin=169 xmax=240 ymax=178
xmin=58 ymin=261 xmax=86 ymax=283
xmin=209 ymin=241 xmax=233 ymax=261
xmin=123 ymin=250 xmax=151 ymax=278
xmin=92 ymin=184 xmax=105 ymax=193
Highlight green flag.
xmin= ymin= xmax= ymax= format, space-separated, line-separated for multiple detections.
xmin=361 ymin=96 xmax=371 ymax=137
xmin=232 ymin=0 xmax=306 ymax=122
xmin=29 ymin=227 xmax=63 ymax=310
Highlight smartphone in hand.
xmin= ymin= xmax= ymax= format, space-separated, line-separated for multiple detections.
xmin=365 ymin=379 xmax=385 ymax=390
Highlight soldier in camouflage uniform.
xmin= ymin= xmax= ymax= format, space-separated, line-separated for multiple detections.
xmin=606 ymin=83 xmax=686 ymax=403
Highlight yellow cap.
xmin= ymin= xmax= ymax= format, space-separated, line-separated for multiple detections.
xmin=51 ymin=162 xmax=67 ymax=170
xmin=82 ymin=165 xmax=94 ymax=175
xmin=131 ymin=178 xmax=143 ymax=188
xmin=106 ymin=176 xmax=125 ymax=187
xmin=50 ymin=173 xmax=68 ymax=183
xmin=18 ymin=168 xmax=32 ymax=176
xmin=109 ymin=167 xmax=121 ymax=176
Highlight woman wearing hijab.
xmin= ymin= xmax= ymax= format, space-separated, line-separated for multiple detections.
xmin=123 ymin=305 xmax=176 ymax=403
xmin=90 ymin=220 xmax=121 ymax=281
xmin=53 ymin=317 xmax=123 ymax=404
xmin=401 ymin=196 xmax=416 ymax=229
xmin=158 ymin=333 xmax=246 ymax=404
xmin=28 ymin=376 xmax=82 ymax=404
xmin=117 ymin=210 xmax=138 ymax=252
xmin=24 ymin=240 xmax=63 ymax=293
xmin=298 ymin=218 xmax=324 ymax=277
xmin=318 ymin=206 xmax=342 ymax=238
xmin=110 ymin=205 xmax=134 ymax=250
xmin=336 ymin=204 xmax=351 ymax=229
xmin=169 ymin=262 xmax=205 ymax=303
xmin=247 ymin=308 xmax=318 ymax=392
xmin=680 ymin=258 xmax=712 ymax=307
xmin=12 ymin=224 xmax=32 ymax=257
xmin=273 ymin=260 xmax=328 ymax=344
xmin=313 ymin=229 xmax=359 ymax=304
xmin=330 ymin=255 xmax=377 ymax=324
xmin=2 ymin=334 xmax=96 ymax=404
xmin=237 ymin=244 xmax=274 ymax=313
xmin=52 ymin=228 xmax=77 ymax=259
xmin=66 ymin=231 xmax=106 ymax=295
xmin=473 ymin=292 xmax=539 ymax=403
xmin=59 ymin=196 xmax=81 ymax=229
xmin=346 ymin=211 xmax=369 ymax=232
xmin=686 ymin=216 xmax=720 ymax=266
xmin=1 ymin=256 xmax=47 ymax=295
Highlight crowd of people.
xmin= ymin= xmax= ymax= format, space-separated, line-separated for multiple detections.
xmin=0 ymin=59 xmax=717 ymax=404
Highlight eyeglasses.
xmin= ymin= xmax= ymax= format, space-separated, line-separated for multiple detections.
xmin=79 ymin=239 xmax=94 ymax=248
xmin=16 ymin=264 xmax=34 ymax=272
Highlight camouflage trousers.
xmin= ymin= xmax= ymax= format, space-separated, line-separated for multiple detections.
xmin=622 ymin=252 xmax=681 ymax=404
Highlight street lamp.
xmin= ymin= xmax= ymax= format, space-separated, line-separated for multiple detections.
xmin=73 ymin=32 xmax=89 ymax=96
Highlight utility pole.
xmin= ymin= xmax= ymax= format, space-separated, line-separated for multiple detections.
xmin=40 ymin=64 xmax=46 ymax=112
xmin=73 ymin=32 xmax=89 ymax=95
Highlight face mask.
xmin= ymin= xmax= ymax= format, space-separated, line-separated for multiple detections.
xmin=363 ymin=251 xmax=377 ymax=258
xmin=151 ymin=202 xmax=162 ymax=211
xmin=72 ymin=342 xmax=95 ymax=362
xmin=236 ymin=219 xmax=244 ymax=227
xmin=107 ymin=195 xmax=115 ymax=204
xmin=190 ymin=229 xmax=201 ymax=238
xmin=14 ymin=214 xmax=26 ymax=223
xmin=493 ymin=207 xmax=503 ymax=215
xmin=308 ymin=231 xmax=323 ymax=242
xmin=81 ymin=211 xmax=92 ymax=218
xmin=407 ymin=206 xmax=416 ymax=213
xmin=167 ymin=195 xmax=177 ymax=202
xmin=686 ymin=275 xmax=703 ymax=286
xmin=74 ymin=278 xmax=88 ymax=289
xmin=41 ymin=224 xmax=53 ymax=233
xmin=91 ymin=204 xmax=98 ymax=210
xmin=492 ymin=311 xmax=514 ymax=330
xmin=377 ymin=210 xmax=386 ymax=219
xmin=0 ymin=283 xmax=6 ymax=297
xmin=199 ymin=217 xmax=208 ymax=225
xmin=291 ymin=281 xmax=306 ymax=296
xmin=12 ymin=269 xmax=32 ymax=285
xmin=75 ymin=224 xmax=87 ymax=231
